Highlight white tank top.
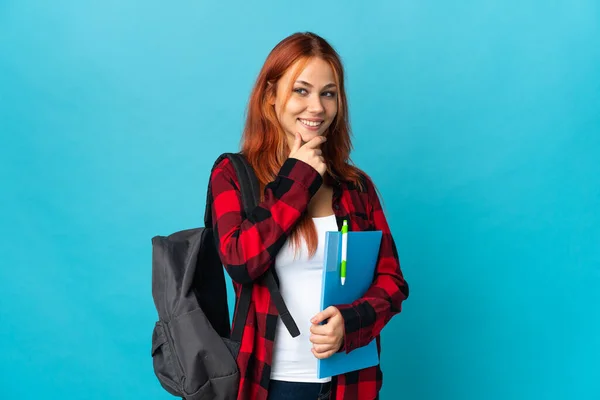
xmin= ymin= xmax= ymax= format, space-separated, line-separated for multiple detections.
xmin=270 ymin=214 xmax=338 ymax=383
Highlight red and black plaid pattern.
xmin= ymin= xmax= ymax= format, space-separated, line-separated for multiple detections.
xmin=210 ymin=157 xmax=409 ymax=400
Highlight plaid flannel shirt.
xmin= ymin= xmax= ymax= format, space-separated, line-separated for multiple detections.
xmin=209 ymin=157 xmax=409 ymax=400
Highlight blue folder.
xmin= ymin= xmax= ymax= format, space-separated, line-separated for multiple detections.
xmin=317 ymin=230 xmax=383 ymax=379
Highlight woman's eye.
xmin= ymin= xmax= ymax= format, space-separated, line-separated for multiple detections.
xmin=322 ymin=91 xmax=337 ymax=98
xmin=293 ymin=88 xmax=308 ymax=95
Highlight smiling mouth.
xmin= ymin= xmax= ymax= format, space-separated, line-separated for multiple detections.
xmin=298 ymin=119 xmax=323 ymax=128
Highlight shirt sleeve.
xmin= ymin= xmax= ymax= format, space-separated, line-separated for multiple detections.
xmin=210 ymin=157 xmax=323 ymax=284
xmin=335 ymin=176 xmax=410 ymax=353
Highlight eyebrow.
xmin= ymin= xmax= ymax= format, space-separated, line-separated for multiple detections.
xmin=295 ymin=80 xmax=337 ymax=90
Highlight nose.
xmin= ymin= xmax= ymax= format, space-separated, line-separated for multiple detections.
xmin=307 ymin=93 xmax=325 ymax=114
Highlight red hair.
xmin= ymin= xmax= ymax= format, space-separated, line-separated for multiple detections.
xmin=241 ymin=32 xmax=367 ymax=257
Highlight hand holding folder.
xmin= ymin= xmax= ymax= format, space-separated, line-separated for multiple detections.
xmin=317 ymin=229 xmax=383 ymax=378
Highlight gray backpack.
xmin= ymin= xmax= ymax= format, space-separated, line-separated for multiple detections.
xmin=150 ymin=153 xmax=299 ymax=399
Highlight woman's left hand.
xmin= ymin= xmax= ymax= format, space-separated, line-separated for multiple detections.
xmin=309 ymin=306 xmax=345 ymax=359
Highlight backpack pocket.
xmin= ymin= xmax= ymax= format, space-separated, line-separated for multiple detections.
xmin=151 ymin=321 xmax=183 ymax=397
xmin=167 ymin=307 xmax=240 ymax=399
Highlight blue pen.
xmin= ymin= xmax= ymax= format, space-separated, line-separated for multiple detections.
xmin=341 ymin=220 xmax=348 ymax=285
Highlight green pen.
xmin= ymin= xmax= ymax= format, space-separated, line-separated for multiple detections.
xmin=340 ymin=220 xmax=348 ymax=285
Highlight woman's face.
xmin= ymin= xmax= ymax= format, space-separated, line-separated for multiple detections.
xmin=271 ymin=57 xmax=338 ymax=147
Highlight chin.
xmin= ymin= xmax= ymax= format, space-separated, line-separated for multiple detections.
xmin=300 ymin=133 xmax=316 ymax=142
xmin=300 ymin=131 xmax=325 ymax=143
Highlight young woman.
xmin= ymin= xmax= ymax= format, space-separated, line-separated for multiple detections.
xmin=209 ymin=32 xmax=409 ymax=400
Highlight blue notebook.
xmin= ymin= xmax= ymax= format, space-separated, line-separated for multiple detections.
xmin=317 ymin=230 xmax=383 ymax=379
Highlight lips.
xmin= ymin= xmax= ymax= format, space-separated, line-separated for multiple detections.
xmin=298 ymin=118 xmax=323 ymax=128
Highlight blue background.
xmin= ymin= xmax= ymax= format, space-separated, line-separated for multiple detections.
xmin=1 ymin=1 xmax=599 ymax=399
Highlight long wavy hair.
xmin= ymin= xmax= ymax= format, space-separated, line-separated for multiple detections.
xmin=241 ymin=32 xmax=367 ymax=257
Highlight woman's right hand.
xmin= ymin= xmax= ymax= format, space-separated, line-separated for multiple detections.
xmin=288 ymin=133 xmax=327 ymax=177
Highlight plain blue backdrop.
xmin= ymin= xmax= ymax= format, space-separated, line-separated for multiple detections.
xmin=1 ymin=1 xmax=599 ymax=399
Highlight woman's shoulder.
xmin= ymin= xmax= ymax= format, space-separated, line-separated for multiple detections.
xmin=209 ymin=155 xmax=243 ymax=193
xmin=337 ymin=164 xmax=375 ymax=195
xmin=210 ymin=155 xmax=239 ymax=179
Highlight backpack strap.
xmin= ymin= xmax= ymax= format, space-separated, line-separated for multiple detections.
xmin=206 ymin=153 xmax=300 ymax=341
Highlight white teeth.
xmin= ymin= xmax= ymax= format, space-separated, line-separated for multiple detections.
xmin=299 ymin=119 xmax=322 ymax=127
